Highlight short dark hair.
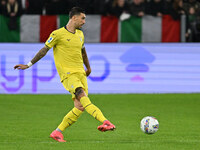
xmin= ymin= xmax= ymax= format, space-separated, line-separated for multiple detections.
xmin=69 ymin=7 xmax=85 ymax=19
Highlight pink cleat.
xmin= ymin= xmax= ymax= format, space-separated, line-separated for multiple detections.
xmin=97 ymin=120 xmax=116 ymax=132
xmin=50 ymin=130 xmax=66 ymax=142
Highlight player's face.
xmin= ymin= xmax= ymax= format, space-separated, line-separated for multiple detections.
xmin=74 ymin=13 xmax=86 ymax=29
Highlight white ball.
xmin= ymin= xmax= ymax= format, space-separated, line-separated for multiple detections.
xmin=140 ymin=116 xmax=159 ymax=134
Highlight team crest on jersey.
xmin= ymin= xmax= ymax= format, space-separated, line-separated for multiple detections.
xmin=48 ymin=37 xmax=53 ymax=43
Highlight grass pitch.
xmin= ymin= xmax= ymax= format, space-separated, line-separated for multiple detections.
xmin=0 ymin=94 xmax=199 ymax=150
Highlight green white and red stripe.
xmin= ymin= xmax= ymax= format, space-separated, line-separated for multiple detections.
xmin=0 ymin=14 xmax=181 ymax=43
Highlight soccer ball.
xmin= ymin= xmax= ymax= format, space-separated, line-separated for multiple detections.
xmin=140 ymin=116 xmax=159 ymax=134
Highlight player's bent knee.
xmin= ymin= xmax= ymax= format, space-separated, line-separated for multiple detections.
xmin=75 ymin=106 xmax=85 ymax=111
xmin=75 ymin=87 xmax=86 ymax=100
xmin=74 ymin=99 xmax=85 ymax=111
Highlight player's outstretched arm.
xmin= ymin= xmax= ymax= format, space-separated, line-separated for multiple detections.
xmin=14 ymin=46 xmax=50 ymax=70
xmin=82 ymin=47 xmax=91 ymax=76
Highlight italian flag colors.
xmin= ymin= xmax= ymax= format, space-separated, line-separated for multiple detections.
xmin=0 ymin=14 xmax=181 ymax=43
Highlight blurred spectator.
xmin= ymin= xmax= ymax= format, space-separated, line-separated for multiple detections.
xmin=188 ymin=6 xmax=198 ymax=22
xmin=0 ymin=0 xmax=6 ymax=14
xmin=26 ymin=0 xmax=45 ymax=14
xmin=183 ymin=0 xmax=200 ymax=42
xmin=106 ymin=0 xmax=129 ymax=18
xmin=145 ymin=0 xmax=164 ymax=17
xmin=2 ymin=0 xmax=22 ymax=30
xmin=183 ymin=0 xmax=200 ymax=16
xmin=189 ymin=16 xmax=200 ymax=42
xmin=128 ymin=0 xmax=145 ymax=17
xmin=45 ymin=0 xmax=67 ymax=15
xmin=169 ymin=0 xmax=185 ymax=20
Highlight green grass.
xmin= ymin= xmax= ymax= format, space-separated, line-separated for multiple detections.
xmin=0 ymin=94 xmax=200 ymax=150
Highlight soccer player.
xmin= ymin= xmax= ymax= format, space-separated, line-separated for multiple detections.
xmin=14 ymin=7 xmax=116 ymax=142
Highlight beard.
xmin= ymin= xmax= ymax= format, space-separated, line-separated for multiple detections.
xmin=75 ymin=23 xmax=84 ymax=29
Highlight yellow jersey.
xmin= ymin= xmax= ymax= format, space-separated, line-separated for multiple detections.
xmin=45 ymin=27 xmax=85 ymax=82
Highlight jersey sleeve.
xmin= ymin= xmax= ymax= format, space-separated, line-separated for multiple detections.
xmin=82 ymin=32 xmax=85 ymax=49
xmin=45 ymin=31 xmax=57 ymax=49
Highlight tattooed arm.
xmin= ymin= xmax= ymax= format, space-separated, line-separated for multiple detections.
xmin=30 ymin=46 xmax=50 ymax=64
xmin=82 ymin=47 xmax=91 ymax=76
xmin=14 ymin=46 xmax=50 ymax=70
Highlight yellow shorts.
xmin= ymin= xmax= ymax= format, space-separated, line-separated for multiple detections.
xmin=62 ymin=72 xmax=88 ymax=100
